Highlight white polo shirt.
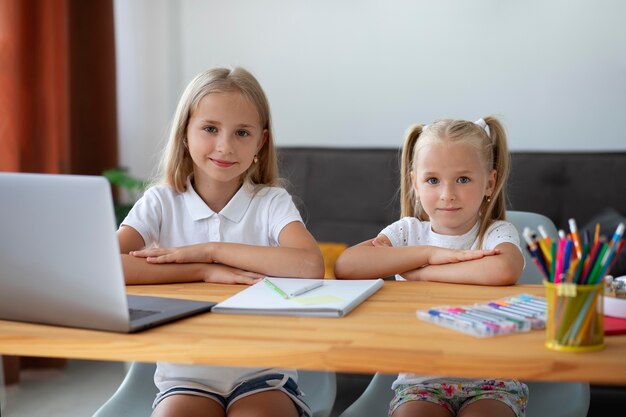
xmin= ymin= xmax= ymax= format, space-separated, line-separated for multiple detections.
xmin=122 ymin=178 xmax=303 ymax=395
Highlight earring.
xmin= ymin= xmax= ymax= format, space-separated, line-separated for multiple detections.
xmin=253 ymin=155 xmax=258 ymax=164
xmin=486 ymin=196 xmax=492 ymax=203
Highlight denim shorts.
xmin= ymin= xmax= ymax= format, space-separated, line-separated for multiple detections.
xmin=153 ymin=373 xmax=312 ymax=417
xmin=390 ymin=379 xmax=528 ymax=417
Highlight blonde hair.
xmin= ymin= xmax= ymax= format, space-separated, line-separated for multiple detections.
xmin=400 ymin=116 xmax=511 ymax=247
xmin=159 ymin=67 xmax=279 ymax=191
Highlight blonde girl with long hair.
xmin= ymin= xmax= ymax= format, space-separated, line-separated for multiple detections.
xmin=118 ymin=67 xmax=323 ymax=417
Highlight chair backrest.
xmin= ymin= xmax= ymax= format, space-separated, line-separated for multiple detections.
xmin=506 ymin=210 xmax=558 ymax=284
xmin=337 ymin=372 xmax=395 ymax=417
xmin=92 ymin=362 xmax=156 ymax=417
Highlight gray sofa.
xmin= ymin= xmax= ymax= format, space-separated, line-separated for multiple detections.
xmin=278 ymin=148 xmax=626 ymax=277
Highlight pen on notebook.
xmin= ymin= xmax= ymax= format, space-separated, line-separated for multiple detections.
xmin=288 ymin=281 xmax=324 ymax=298
xmin=263 ymin=278 xmax=288 ymax=299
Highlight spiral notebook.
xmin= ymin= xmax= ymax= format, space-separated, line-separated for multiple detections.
xmin=212 ymin=277 xmax=384 ymax=317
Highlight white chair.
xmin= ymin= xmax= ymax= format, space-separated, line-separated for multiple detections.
xmin=506 ymin=210 xmax=558 ymax=285
xmin=93 ymin=362 xmax=336 ymax=417
xmin=338 ymin=211 xmax=590 ymax=417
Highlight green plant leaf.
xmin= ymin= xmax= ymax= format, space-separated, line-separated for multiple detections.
xmin=102 ymin=167 xmax=147 ymax=191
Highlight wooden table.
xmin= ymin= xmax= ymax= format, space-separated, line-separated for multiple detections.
xmin=1 ymin=281 xmax=625 ymax=385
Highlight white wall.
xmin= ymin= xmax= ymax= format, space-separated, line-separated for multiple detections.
xmin=115 ymin=0 xmax=626 ymax=180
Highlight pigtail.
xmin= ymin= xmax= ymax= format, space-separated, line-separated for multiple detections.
xmin=400 ymin=124 xmax=425 ymax=219
xmin=476 ymin=115 xmax=511 ymax=247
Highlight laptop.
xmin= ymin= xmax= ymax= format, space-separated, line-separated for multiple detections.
xmin=0 ymin=172 xmax=216 ymax=333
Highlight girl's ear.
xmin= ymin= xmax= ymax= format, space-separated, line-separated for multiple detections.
xmin=485 ymin=169 xmax=497 ymax=196
xmin=257 ymin=129 xmax=268 ymax=153
xmin=410 ymin=170 xmax=419 ymax=194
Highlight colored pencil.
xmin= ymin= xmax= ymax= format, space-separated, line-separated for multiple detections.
xmin=568 ymin=218 xmax=583 ymax=259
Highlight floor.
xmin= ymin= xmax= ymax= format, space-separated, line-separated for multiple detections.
xmin=1 ymin=360 xmax=126 ymax=417
xmin=1 ymin=360 xmax=624 ymax=416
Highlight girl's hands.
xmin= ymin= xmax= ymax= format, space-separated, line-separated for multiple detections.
xmin=371 ymin=236 xmax=392 ymax=247
xmin=401 ymin=247 xmax=501 ymax=281
xmin=427 ymin=247 xmax=500 ymax=266
xmin=125 ymin=243 xmax=263 ymax=285
xmin=130 ymin=244 xmax=213 ymax=264
xmin=372 ymin=235 xmax=500 ymax=265
xmin=203 ymin=264 xmax=264 ymax=285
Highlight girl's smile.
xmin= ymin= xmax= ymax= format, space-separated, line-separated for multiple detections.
xmin=210 ymin=158 xmax=237 ymax=168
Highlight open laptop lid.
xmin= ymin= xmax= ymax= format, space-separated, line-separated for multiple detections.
xmin=0 ymin=173 xmax=214 ymax=333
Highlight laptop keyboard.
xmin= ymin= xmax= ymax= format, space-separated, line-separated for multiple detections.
xmin=129 ymin=308 xmax=160 ymax=321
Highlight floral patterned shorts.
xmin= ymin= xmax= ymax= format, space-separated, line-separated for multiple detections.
xmin=390 ymin=379 xmax=528 ymax=417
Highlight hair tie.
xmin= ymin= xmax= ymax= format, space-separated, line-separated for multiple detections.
xmin=474 ymin=118 xmax=490 ymax=137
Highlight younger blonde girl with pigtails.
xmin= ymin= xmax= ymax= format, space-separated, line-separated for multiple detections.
xmin=335 ymin=116 xmax=528 ymax=416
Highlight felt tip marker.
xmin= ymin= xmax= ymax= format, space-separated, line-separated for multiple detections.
xmin=263 ymin=278 xmax=289 ymax=299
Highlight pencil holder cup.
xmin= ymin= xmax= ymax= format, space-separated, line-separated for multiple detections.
xmin=544 ymin=280 xmax=604 ymax=352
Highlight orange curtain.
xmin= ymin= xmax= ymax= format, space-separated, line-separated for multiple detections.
xmin=0 ymin=0 xmax=118 ymax=385
xmin=0 ymin=0 xmax=117 ymax=174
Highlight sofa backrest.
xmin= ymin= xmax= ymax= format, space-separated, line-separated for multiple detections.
xmin=277 ymin=148 xmax=401 ymax=245
xmin=506 ymin=152 xmax=626 ymax=231
xmin=277 ymin=148 xmax=626 ymax=246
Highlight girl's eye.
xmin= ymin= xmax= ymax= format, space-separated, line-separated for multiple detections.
xmin=204 ymin=126 xmax=217 ymax=133
xmin=457 ymin=176 xmax=470 ymax=184
xmin=235 ymin=130 xmax=250 ymax=137
xmin=426 ymin=178 xmax=439 ymax=185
